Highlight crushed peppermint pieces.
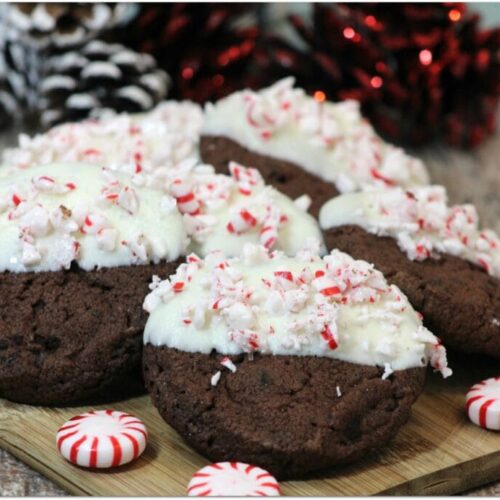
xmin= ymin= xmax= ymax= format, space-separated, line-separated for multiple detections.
xmin=144 ymin=243 xmax=452 ymax=378
xmin=0 ymin=164 xmax=183 ymax=272
xmin=207 ymin=77 xmax=428 ymax=193
xmin=382 ymin=363 xmax=394 ymax=380
xmin=3 ymin=96 xmax=314 ymax=258
xmin=211 ymin=371 xmax=222 ymax=387
xmin=171 ymin=159 xmax=292 ymax=251
xmin=3 ymin=101 xmax=204 ymax=180
xmin=324 ymin=186 xmax=500 ymax=280
xmin=220 ymin=357 xmax=237 ymax=373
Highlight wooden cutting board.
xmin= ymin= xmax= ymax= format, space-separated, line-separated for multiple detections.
xmin=0 ymin=351 xmax=499 ymax=496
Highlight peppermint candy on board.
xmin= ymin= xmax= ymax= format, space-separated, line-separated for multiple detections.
xmin=466 ymin=378 xmax=500 ymax=431
xmin=56 ymin=410 xmax=148 ymax=468
xmin=187 ymin=462 xmax=281 ymax=496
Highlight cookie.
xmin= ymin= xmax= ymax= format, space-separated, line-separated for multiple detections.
xmin=0 ymin=260 xmax=183 ymax=405
xmin=143 ymin=244 xmax=450 ymax=478
xmin=201 ymin=78 xmax=429 ymax=217
xmin=0 ymin=162 xmax=187 ymax=405
xmin=1 ymin=107 xmax=323 ymax=258
xmin=172 ymin=160 xmax=323 ymax=258
xmin=2 ymin=100 xmax=203 ymax=178
xmin=320 ymin=187 xmax=500 ymax=359
xmin=144 ymin=347 xmax=425 ymax=479
xmin=200 ymin=135 xmax=339 ymax=218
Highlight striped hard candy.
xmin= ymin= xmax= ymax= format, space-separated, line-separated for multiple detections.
xmin=187 ymin=462 xmax=280 ymax=496
xmin=56 ymin=410 xmax=148 ymax=468
xmin=466 ymin=377 xmax=500 ymax=431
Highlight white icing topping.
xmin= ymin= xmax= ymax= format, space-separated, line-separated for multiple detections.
xmin=0 ymin=163 xmax=187 ymax=272
xmin=202 ymin=77 xmax=429 ymax=193
xmin=1 ymin=100 xmax=204 ymax=177
xmin=319 ymin=186 xmax=500 ymax=278
xmin=161 ymin=160 xmax=324 ymax=258
xmin=1 ymin=104 xmax=323 ymax=259
xmin=144 ymin=243 xmax=451 ymax=376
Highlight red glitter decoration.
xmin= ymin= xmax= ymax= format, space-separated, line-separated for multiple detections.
xmin=119 ymin=3 xmax=262 ymax=103
xmin=259 ymin=3 xmax=500 ymax=148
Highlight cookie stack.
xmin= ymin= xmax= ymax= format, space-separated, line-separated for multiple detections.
xmin=0 ymin=77 xmax=498 ymax=482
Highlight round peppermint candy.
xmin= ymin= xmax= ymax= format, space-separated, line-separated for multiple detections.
xmin=466 ymin=377 xmax=500 ymax=431
xmin=187 ymin=462 xmax=280 ymax=496
xmin=56 ymin=410 xmax=148 ymax=468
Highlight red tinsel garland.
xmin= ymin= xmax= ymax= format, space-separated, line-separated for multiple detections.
xmin=258 ymin=3 xmax=500 ymax=148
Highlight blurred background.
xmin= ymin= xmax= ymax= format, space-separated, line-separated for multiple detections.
xmin=0 ymin=2 xmax=499 ymax=150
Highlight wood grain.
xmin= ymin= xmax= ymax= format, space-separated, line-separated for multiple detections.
xmin=0 ymin=351 xmax=499 ymax=496
xmin=1 ymin=125 xmax=500 ymax=496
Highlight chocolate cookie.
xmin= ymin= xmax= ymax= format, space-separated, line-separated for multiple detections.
xmin=0 ymin=160 xmax=187 ymax=405
xmin=323 ymin=225 xmax=500 ymax=359
xmin=200 ymin=135 xmax=339 ymax=217
xmin=201 ymin=79 xmax=429 ymax=218
xmin=142 ymin=243 xmax=449 ymax=479
xmin=143 ymin=346 xmax=426 ymax=479
xmin=0 ymin=259 xmax=182 ymax=406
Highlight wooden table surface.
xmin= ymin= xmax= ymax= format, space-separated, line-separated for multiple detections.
xmin=0 ymin=127 xmax=499 ymax=496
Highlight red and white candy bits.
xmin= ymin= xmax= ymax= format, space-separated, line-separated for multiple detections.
xmin=466 ymin=377 xmax=500 ymax=431
xmin=56 ymin=410 xmax=148 ymax=468
xmin=187 ymin=462 xmax=281 ymax=497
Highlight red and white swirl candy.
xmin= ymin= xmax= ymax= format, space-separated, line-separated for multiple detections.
xmin=466 ymin=377 xmax=500 ymax=431
xmin=56 ymin=410 xmax=148 ymax=468
xmin=187 ymin=462 xmax=280 ymax=496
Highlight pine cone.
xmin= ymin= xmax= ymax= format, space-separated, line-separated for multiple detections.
xmin=264 ymin=3 xmax=500 ymax=148
xmin=118 ymin=3 xmax=262 ymax=103
xmin=1 ymin=3 xmax=136 ymax=50
xmin=0 ymin=52 xmax=16 ymax=130
xmin=39 ymin=39 xmax=170 ymax=128
xmin=0 ymin=2 xmax=139 ymax=110
xmin=0 ymin=37 xmax=16 ymax=130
